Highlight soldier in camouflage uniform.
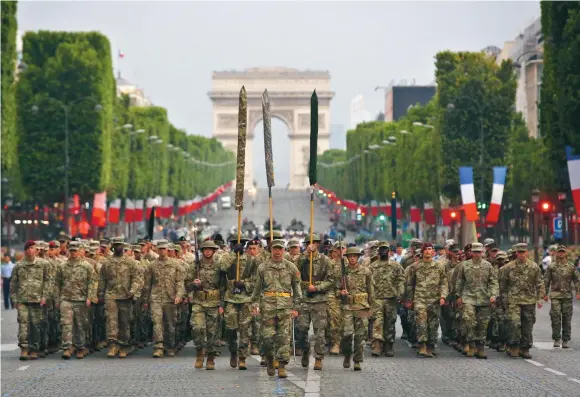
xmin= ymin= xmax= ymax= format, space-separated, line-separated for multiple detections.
xmin=370 ymin=242 xmax=404 ymax=357
xmin=35 ymin=241 xmax=53 ymax=357
xmin=46 ymin=241 xmax=64 ymax=353
xmin=403 ymin=248 xmax=422 ymax=348
xmin=146 ymin=239 xmax=185 ymax=358
xmin=218 ymin=235 xmax=257 ymax=370
xmin=405 ymin=243 xmax=448 ymax=358
xmin=252 ymin=239 xmax=302 ymax=378
xmin=54 ymin=241 xmax=98 ymax=359
xmin=544 ymin=245 xmax=580 ymax=348
xmin=440 ymin=242 xmax=460 ymax=347
xmin=399 ymin=238 xmax=422 ymax=340
xmin=494 ymin=251 xmax=509 ymax=352
xmin=328 ymin=241 xmax=346 ymax=355
xmin=99 ymin=237 xmax=144 ymax=358
xmin=339 ymin=246 xmax=373 ymax=371
xmin=11 ymin=241 xmax=49 ymax=360
xmin=454 ymin=242 xmax=498 ymax=359
xmin=287 ymin=238 xmax=302 ymax=263
xmin=483 ymin=239 xmax=500 ymax=348
xmin=296 ymin=234 xmax=334 ymax=370
xmin=245 ymin=239 xmax=262 ymax=356
xmin=501 ymin=243 xmax=545 ymax=359
xmin=186 ymin=240 xmax=222 ymax=369
xmin=88 ymin=240 xmax=107 ymax=351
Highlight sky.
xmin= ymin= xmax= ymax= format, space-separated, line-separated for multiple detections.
xmin=17 ymin=1 xmax=541 ymax=187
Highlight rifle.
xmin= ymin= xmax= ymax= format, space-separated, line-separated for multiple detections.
xmin=338 ymin=235 xmax=348 ymax=304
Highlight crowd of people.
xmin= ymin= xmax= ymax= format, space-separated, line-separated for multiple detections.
xmin=7 ymin=230 xmax=580 ymax=379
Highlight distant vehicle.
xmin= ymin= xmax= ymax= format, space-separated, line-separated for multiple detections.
xmin=221 ymin=196 xmax=232 ymax=209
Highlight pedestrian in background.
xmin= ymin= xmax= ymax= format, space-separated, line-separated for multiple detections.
xmin=2 ymin=255 xmax=15 ymax=309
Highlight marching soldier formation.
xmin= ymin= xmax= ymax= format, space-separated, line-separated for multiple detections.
xmin=10 ymin=233 xmax=580 ymax=378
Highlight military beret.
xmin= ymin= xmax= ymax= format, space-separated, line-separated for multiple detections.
xmin=346 ymin=247 xmax=362 ymax=256
xmin=421 ymin=243 xmax=434 ymax=252
xmin=471 ymin=242 xmax=484 ymax=252
xmin=24 ymin=240 xmax=36 ymax=250
xmin=434 ymin=244 xmax=443 ymax=251
xmin=271 ymin=239 xmax=286 ymax=249
xmin=178 ymin=236 xmax=188 ymax=242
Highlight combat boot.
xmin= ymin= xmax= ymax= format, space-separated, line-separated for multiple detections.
xmin=98 ymin=341 xmax=108 ymax=350
xmin=424 ymin=344 xmax=434 ymax=358
xmin=152 ymin=348 xmax=164 ymax=358
xmin=508 ymin=345 xmax=520 ymax=358
xmin=266 ymin=356 xmax=275 ymax=377
xmin=461 ymin=343 xmax=470 ymax=356
xmin=301 ymin=350 xmax=309 ymax=368
xmin=61 ymin=348 xmax=73 ymax=359
xmin=562 ymin=341 xmax=570 ymax=349
xmin=48 ymin=346 xmax=59 ymax=354
xmin=314 ymin=358 xmax=322 ymax=370
xmin=76 ymin=349 xmax=85 ymax=359
xmin=19 ymin=349 xmax=29 ymax=361
xmin=118 ymin=347 xmax=127 ymax=358
xmin=277 ymin=363 xmax=288 ymax=378
xmin=250 ymin=344 xmax=259 ymax=356
xmin=371 ymin=340 xmax=382 ymax=357
xmin=230 ymin=353 xmax=238 ymax=368
xmin=383 ymin=342 xmax=394 ymax=357
xmin=29 ymin=351 xmax=38 ymax=360
xmin=553 ymin=339 xmax=561 ymax=347
xmin=238 ymin=358 xmax=247 ymax=370
xmin=343 ymin=355 xmax=351 ymax=368
xmin=496 ymin=343 xmax=505 ymax=352
xmin=273 ymin=360 xmax=279 ymax=369
xmin=417 ymin=343 xmax=427 ymax=357
xmin=475 ymin=343 xmax=487 ymax=359
xmin=521 ymin=348 xmax=532 ymax=359
xmin=194 ymin=349 xmax=204 ymax=368
xmin=466 ymin=342 xmax=475 ymax=358
xmin=329 ymin=344 xmax=340 ymax=355
xmin=206 ymin=354 xmax=216 ymax=370
xmin=107 ymin=344 xmax=119 ymax=358
xmin=166 ymin=349 xmax=175 ymax=357
xmin=260 ymin=355 xmax=266 ymax=366
xmin=353 ymin=362 xmax=362 ymax=371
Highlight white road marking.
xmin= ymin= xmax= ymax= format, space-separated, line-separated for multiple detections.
xmin=524 ymin=359 xmax=544 ymax=367
xmin=1 ymin=344 xmax=19 ymax=351
xmin=544 ymin=368 xmax=567 ymax=376
xmin=534 ymin=342 xmax=558 ymax=350
xmin=568 ymin=378 xmax=580 ymax=384
xmin=304 ymin=359 xmax=321 ymax=396
xmin=17 ymin=365 xmax=29 ymax=371
xmin=250 ymin=354 xmax=307 ymax=389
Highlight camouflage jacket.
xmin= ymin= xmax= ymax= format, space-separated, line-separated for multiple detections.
xmin=185 ymin=257 xmax=222 ymax=307
xmin=444 ymin=259 xmax=460 ymax=298
xmin=144 ymin=250 xmax=159 ymax=261
xmin=501 ymin=258 xmax=545 ymax=305
xmin=297 ymin=252 xmax=335 ymax=303
xmin=454 ymin=258 xmax=499 ymax=306
xmin=256 ymin=250 xmax=291 ymax=264
xmin=252 ymin=258 xmax=302 ymax=311
xmin=136 ymin=258 xmax=152 ymax=301
xmin=55 ymin=258 xmax=97 ymax=304
xmin=400 ymin=252 xmax=415 ymax=270
xmin=10 ymin=257 xmax=49 ymax=304
xmin=45 ymin=256 xmax=62 ymax=300
xmin=544 ymin=259 xmax=580 ymax=299
xmin=341 ymin=264 xmax=374 ymax=311
xmin=218 ymin=252 xmax=258 ymax=304
xmin=148 ymin=257 xmax=185 ymax=304
xmin=405 ymin=260 xmax=448 ymax=305
xmin=99 ymin=256 xmax=144 ymax=301
xmin=370 ymin=258 xmax=404 ymax=300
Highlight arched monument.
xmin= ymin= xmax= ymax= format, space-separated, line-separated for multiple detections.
xmin=208 ymin=67 xmax=334 ymax=190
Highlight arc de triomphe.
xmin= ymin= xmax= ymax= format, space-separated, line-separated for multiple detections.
xmin=208 ymin=67 xmax=334 ymax=190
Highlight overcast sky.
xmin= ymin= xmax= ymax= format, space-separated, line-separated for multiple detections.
xmin=18 ymin=1 xmax=540 ymax=187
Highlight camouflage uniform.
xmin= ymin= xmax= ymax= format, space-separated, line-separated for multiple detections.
xmin=296 ymin=249 xmax=334 ymax=367
xmin=398 ymin=239 xmax=422 ymax=340
xmin=495 ymin=252 xmax=510 ymax=351
xmin=252 ymin=240 xmax=302 ymax=376
xmin=544 ymin=246 xmax=580 ymax=345
xmin=340 ymin=247 xmax=374 ymax=368
xmin=454 ymin=244 xmax=499 ymax=357
xmin=405 ymin=253 xmax=448 ymax=356
xmin=11 ymin=255 xmax=49 ymax=355
xmin=218 ymin=249 xmax=258 ymax=366
xmin=146 ymin=242 xmax=185 ymax=356
xmin=501 ymin=243 xmax=545 ymax=358
xmin=369 ymin=249 xmax=404 ymax=356
xmin=328 ymin=243 xmax=346 ymax=354
xmin=440 ymin=249 xmax=460 ymax=345
xmin=55 ymin=246 xmax=98 ymax=356
xmin=46 ymin=252 xmax=64 ymax=352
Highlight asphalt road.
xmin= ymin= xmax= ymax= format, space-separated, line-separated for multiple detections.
xmin=2 ymin=189 xmax=580 ymax=397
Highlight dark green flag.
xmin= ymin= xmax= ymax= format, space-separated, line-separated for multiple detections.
xmin=309 ymin=90 xmax=318 ymax=186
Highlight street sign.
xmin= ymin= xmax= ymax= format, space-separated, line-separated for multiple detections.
xmin=553 ymin=215 xmax=563 ymax=240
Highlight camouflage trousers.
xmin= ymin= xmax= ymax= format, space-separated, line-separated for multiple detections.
xmin=130 ymin=298 xmax=144 ymax=346
xmin=191 ymin=304 xmax=220 ymax=355
xmin=92 ymin=303 xmax=106 ymax=346
xmin=371 ymin=298 xmax=398 ymax=343
xmin=399 ymin=305 xmax=410 ymax=338
xmin=179 ymin=302 xmax=190 ymax=344
xmin=496 ymin=305 xmax=508 ymax=343
xmin=550 ymin=298 xmax=573 ymax=342
xmin=105 ymin=299 xmax=132 ymax=346
xmin=48 ymin=301 xmax=61 ymax=348
xmin=341 ymin=310 xmax=368 ymax=362
xmin=440 ymin=303 xmax=453 ymax=341
xmin=507 ymin=304 xmax=535 ymax=349
xmin=326 ymin=294 xmax=342 ymax=346
xmin=151 ymin=302 xmax=177 ymax=350
xmin=297 ymin=302 xmax=327 ymax=359
xmin=415 ymin=301 xmax=440 ymax=345
xmin=60 ymin=300 xmax=89 ymax=349
xmin=454 ymin=305 xmax=463 ymax=343
xmin=224 ymin=302 xmax=252 ymax=358
xmin=250 ymin=315 xmax=261 ymax=348
xmin=17 ymin=303 xmax=43 ymax=351
xmin=486 ymin=305 xmax=499 ymax=343
xmin=462 ymin=304 xmax=491 ymax=344
xmin=261 ymin=309 xmax=292 ymax=364
xmin=407 ymin=309 xmax=417 ymax=343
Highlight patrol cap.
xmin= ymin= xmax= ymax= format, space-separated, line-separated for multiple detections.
xmin=99 ymin=238 xmax=110 ymax=247
xmin=496 ymin=251 xmax=508 ymax=260
xmin=35 ymin=241 xmax=48 ymax=250
xmin=111 ymin=237 xmax=124 ymax=245
xmin=464 ymin=243 xmax=472 ymax=251
xmin=68 ymin=241 xmax=81 ymax=251
xmin=445 ymin=239 xmax=456 ymax=249
xmin=58 ymin=232 xmax=71 ymax=242
xmin=199 ymin=240 xmax=219 ymax=250
xmin=471 ymin=242 xmax=484 ymax=252
xmin=345 ymin=247 xmax=362 ymax=256
xmin=377 ymin=241 xmax=390 ymax=248
xmin=310 ymin=234 xmax=322 ymax=242
xmin=173 ymin=245 xmax=181 ymax=253
xmin=549 ymin=244 xmax=559 ymax=252
xmin=266 ymin=230 xmax=284 ymax=239
xmin=414 ymin=248 xmax=422 ymax=256
xmin=513 ymin=243 xmax=528 ymax=252
xmin=132 ymin=244 xmax=141 ymax=252
xmin=488 ymin=243 xmax=499 ymax=251
xmin=333 ymin=241 xmax=347 ymax=250
xmin=506 ymin=249 xmax=514 ymax=257
xmin=167 ymin=244 xmax=176 ymax=251
xmin=271 ymin=239 xmax=286 ymax=249
xmin=557 ymin=245 xmax=567 ymax=252
xmin=449 ymin=243 xmax=460 ymax=252
xmin=89 ymin=240 xmax=100 ymax=248
xmin=156 ymin=239 xmax=169 ymax=249
xmin=483 ymin=238 xmax=495 ymax=247
xmin=410 ymin=238 xmax=423 ymax=247
xmin=287 ymin=238 xmax=301 ymax=248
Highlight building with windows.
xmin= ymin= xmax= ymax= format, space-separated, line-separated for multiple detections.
xmin=496 ymin=18 xmax=543 ymax=138
xmin=116 ymin=71 xmax=152 ymax=107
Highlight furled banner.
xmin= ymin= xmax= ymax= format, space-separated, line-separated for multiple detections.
xmin=486 ymin=166 xmax=507 ymax=224
xmin=459 ymin=167 xmax=478 ymax=222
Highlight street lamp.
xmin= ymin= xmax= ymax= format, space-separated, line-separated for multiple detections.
xmin=412 ymin=121 xmax=434 ymax=129
xmin=31 ymin=97 xmax=102 ymax=235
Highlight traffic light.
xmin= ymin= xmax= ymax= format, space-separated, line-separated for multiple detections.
xmin=541 ymin=201 xmax=551 ymax=212
xmin=378 ymin=214 xmax=386 ymax=222
xmin=450 ymin=211 xmax=457 ymax=219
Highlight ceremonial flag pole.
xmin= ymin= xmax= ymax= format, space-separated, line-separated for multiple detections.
xmin=308 ymin=90 xmax=318 ymax=287
xmin=262 ymin=90 xmax=275 ymax=243
xmin=235 ymin=86 xmax=247 ymax=281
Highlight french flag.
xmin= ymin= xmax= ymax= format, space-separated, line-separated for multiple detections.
xmin=108 ymin=199 xmax=121 ymax=224
xmin=459 ymin=167 xmax=478 ymax=222
xmin=486 ymin=167 xmax=507 ymax=224
xmin=566 ymin=146 xmax=580 ymax=216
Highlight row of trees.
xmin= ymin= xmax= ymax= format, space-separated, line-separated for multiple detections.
xmin=1 ymin=4 xmax=234 ymax=207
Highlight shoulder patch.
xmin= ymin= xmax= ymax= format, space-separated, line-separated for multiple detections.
xmin=296 ymin=271 xmax=301 ymax=277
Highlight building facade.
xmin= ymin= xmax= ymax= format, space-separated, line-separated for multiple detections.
xmin=116 ymin=71 xmax=152 ymax=107
xmin=384 ymin=85 xmax=436 ymax=122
